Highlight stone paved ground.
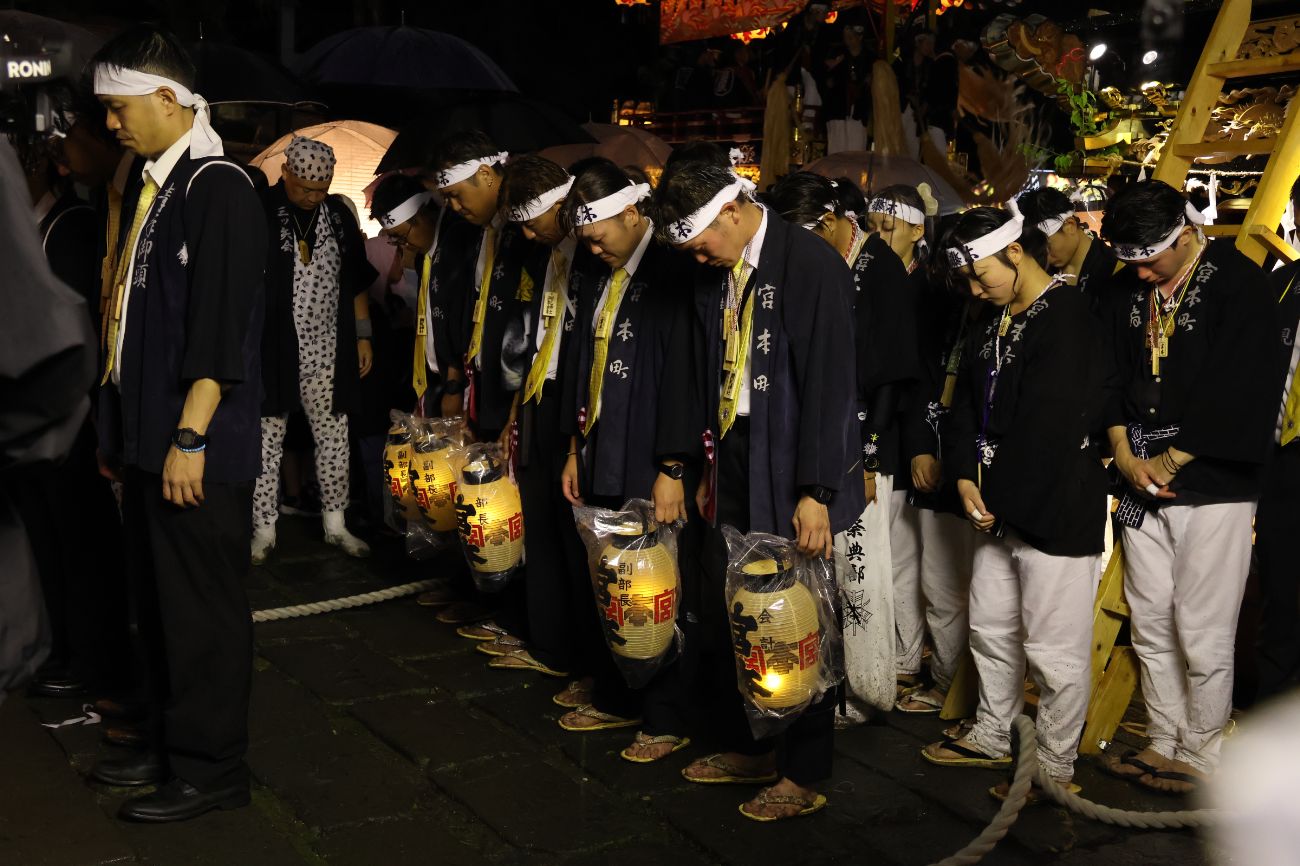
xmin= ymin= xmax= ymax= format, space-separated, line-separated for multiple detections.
xmin=2 ymin=518 xmax=1217 ymax=866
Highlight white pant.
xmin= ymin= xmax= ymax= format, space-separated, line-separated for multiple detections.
xmin=893 ymin=498 xmax=973 ymax=690
xmin=966 ymin=532 xmax=1096 ymax=780
xmin=253 ymin=374 xmax=350 ymax=530
xmin=835 ymin=473 xmax=897 ymax=713
xmin=1121 ymin=500 xmax=1255 ymax=773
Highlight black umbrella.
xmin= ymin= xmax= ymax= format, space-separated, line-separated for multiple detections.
xmin=296 ymin=26 xmax=516 ymax=92
xmin=187 ymin=40 xmax=317 ymax=107
xmin=376 ymin=92 xmax=595 ymax=173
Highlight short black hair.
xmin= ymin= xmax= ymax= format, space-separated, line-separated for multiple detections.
xmin=500 ymin=155 xmax=569 ymax=216
xmin=764 ymin=171 xmax=840 ymax=228
xmin=652 ymin=160 xmax=744 ymax=243
xmin=1016 ymin=187 xmax=1074 ymax=229
xmin=1101 ymin=180 xmax=1188 ymax=247
xmin=832 ymin=176 xmax=868 ymax=227
xmin=371 ymin=173 xmax=430 ymax=225
xmin=933 ymin=206 xmax=1047 ymax=292
xmin=557 ymin=157 xmax=640 ymax=236
xmin=91 ymin=27 xmax=196 ymax=90
xmin=664 ymin=141 xmax=731 ymax=172
xmin=431 ymin=129 xmax=503 ymax=174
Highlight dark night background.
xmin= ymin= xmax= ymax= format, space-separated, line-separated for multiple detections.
xmin=12 ymin=0 xmax=1285 ymax=125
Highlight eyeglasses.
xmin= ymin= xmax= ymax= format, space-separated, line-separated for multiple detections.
xmin=386 ymin=225 xmax=415 ymax=249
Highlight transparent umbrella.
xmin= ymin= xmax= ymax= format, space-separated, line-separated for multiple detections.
xmin=803 ymin=151 xmax=967 ymax=215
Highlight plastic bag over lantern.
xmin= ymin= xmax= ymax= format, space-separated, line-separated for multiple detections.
xmin=723 ymin=527 xmax=843 ymax=740
xmin=382 ymin=412 xmax=422 ymax=527
xmin=573 ymin=499 xmax=683 ymax=689
xmin=404 ymin=415 xmax=468 ymax=556
xmin=453 ymin=443 xmax=524 ymax=592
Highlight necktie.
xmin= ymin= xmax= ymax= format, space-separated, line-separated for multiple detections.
xmin=523 ymin=249 xmax=568 ymax=404
xmin=98 ymin=183 xmax=124 ymax=346
xmin=101 ymin=176 xmax=159 ymax=385
xmin=412 ymin=253 xmax=432 ymax=399
xmin=465 ymin=226 xmax=498 ymax=364
xmin=718 ymin=257 xmax=752 ymax=437
xmin=584 ymin=268 xmax=629 ymax=436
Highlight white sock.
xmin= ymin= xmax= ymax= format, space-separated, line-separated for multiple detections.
xmin=251 ymin=525 xmax=276 ymax=565
xmin=323 ymin=510 xmax=369 ymax=557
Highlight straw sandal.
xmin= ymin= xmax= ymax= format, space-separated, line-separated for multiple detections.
xmin=619 ymin=731 xmax=691 ymax=764
xmin=475 ymin=635 xmax=527 ymax=657
xmin=989 ymin=778 xmax=1082 ymax=804
xmin=552 ymin=680 xmax=592 ymax=709
xmin=738 ymin=787 xmax=828 ymax=822
xmin=895 ymin=688 xmax=945 ymax=714
xmin=558 ymin=704 xmax=640 ymax=732
xmin=921 ymin=738 xmax=1012 ymax=769
xmin=456 ymin=620 xmax=513 ymax=641
xmin=682 ymin=753 xmax=780 ymax=786
xmin=488 ymin=649 xmax=568 ymax=678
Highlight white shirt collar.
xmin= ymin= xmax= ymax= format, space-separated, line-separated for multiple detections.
xmin=143 ymin=129 xmax=192 ymax=188
xmin=743 ymin=207 xmax=769 ymax=273
xmin=33 ymin=191 xmax=57 ymax=226
xmin=622 ymin=218 xmax=655 ymax=278
xmin=555 ymin=235 xmax=577 ymax=265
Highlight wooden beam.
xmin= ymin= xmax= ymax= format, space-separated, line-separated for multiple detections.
xmin=1153 ymin=0 xmax=1252 ymax=187
xmin=1207 ymin=54 xmax=1300 ymax=79
xmin=1172 ymin=139 xmax=1274 ymax=159
xmin=1242 ymin=225 xmax=1300 ymax=263
xmin=1237 ymin=96 xmax=1300 ymax=264
xmin=1080 ymin=648 xmax=1141 ymax=755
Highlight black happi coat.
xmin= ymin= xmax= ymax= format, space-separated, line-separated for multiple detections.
xmin=852 ymin=233 xmax=920 ymax=483
xmin=99 ymin=152 xmax=267 ymax=483
xmin=260 ymin=185 xmax=377 ymax=418
xmin=565 ymin=239 xmax=702 ymax=501
xmin=512 ymin=243 xmax=599 ymax=470
xmin=948 ymin=284 xmax=1107 ymax=556
xmin=1101 ymin=239 xmax=1279 ymax=500
xmin=423 ymin=207 xmax=481 ymax=381
xmin=901 ymin=266 xmax=970 ymax=515
xmin=39 ymin=192 xmax=99 ymax=326
xmin=1072 ymin=236 xmax=1121 ymax=313
xmin=1272 ymin=260 xmax=1300 ymax=420
xmin=697 ymin=214 xmax=865 ymax=535
xmin=444 ymin=219 xmax=533 ymax=434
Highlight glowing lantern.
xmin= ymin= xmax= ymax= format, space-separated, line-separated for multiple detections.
xmin=729 ymin=557 xmax=825 ymax=711
xmin=383 ymin=424 xmax=421 ymax=522
xmin=731 ymin=27 xmax=774 ymax=44
xmin=410 ymin=437 xmax=459 ymax=533
xmin=592 ymin=518 xmax=680 ymax=660
xmin=455 ymin=453 xmax=524 ymax=587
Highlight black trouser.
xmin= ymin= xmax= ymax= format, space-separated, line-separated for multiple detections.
xmin=123 ymin=468 xmax=254 ymax=791
xmin=504 ymin=384 xmax=603 ymax=672
xmin=13 ymin=421 xmax=132 ymax=693
xmin=1255 ymin=442 xmax=1300 ymax=700
xmin=697 ymin=417 xmax=836 ymax=786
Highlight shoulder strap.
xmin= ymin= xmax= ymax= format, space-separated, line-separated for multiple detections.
xmin=186 ymin=158 xmax=253 ymax=199
xmin=41 ymin=203 xmax=94 ymax=252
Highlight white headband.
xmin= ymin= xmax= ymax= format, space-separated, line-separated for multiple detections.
xmin=1109 ymin=202 xmax=1205 ymax=262
xmin=800 ymin=202 xmax=836 ymax=232
xmin=667 ymin=174 xmax=757 ymax=243
xmin=868 ymin=197 xmax=925 ymax=226
xmin=436 ymin=151 xmax=509 ymax=189
xmin=92 ymin=64 xmax=222 ymax=160
xmin=506 ymin=177 xmax=574 ymax=223
xmin=945 ymin=201 xmax=1025 ymax=268
xmin=375 ymin=191 xmax=431 ymax=229
xmin=572 ymin=183 xmax=650 ymax=227
xmin=1037 ymin=210 xmax=1073 ymax=238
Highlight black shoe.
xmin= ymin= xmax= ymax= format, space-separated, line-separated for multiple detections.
xmin=101 ymin=723 xmax=150 ymax=750
xmin=28 ymin=674 xmax=88 ymax=699
xmin=118 ymin=778 xmax=250 ymax=823
xmin=92 ymin=698 xmax=148 ymax=722
xmin=90 ymin=752 xmax=166 ymax=787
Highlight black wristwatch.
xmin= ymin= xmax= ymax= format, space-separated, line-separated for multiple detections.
xmin=657 ymin=461 xmax=685 ymax=480
xmin=442 ymin=377 xmax=467 ymax=396
xmin=172 ymin=427 xmax=207 ymax=453
xmin=804 ymin=485 xmax=834 ymax=505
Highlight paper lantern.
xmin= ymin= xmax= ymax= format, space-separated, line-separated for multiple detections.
xmin=455 ymin=454 xmax=524 ymax=583
xmin=410 ymin=437 xmax=459 ymax=532
xmin=592 ymin=520 xmax=679 ymax=660
xmin=730 ymin=558 xmax=824 ymax=710
xmin=382 ymin=424 xmax=421 ymax=522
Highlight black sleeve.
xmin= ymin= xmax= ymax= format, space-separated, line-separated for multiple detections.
xmin=945 ymin=327 xmax=980 ymax=485
xmin=181 ymin=165 xmax=268 ymax=384
xmin=1176 ymin=257 xmax=1280 ymax=465
xmin=44 ymin=207 xmax=101 ymax=327
xmin=654 ymin=263 xmax=704 ymax=466
xmin=1099 ymin=279 xmax=1135 ymax=432
xmin=334 ymin=198 xmax=380 ymax=297
xmin=784 ymin=242 xmax=859 ymax=491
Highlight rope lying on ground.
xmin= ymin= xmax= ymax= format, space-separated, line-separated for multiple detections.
xmin=931 ymin=715 xmax=1220 ymax=866
xmin=250 ymin=579 xmax=439 ymax=623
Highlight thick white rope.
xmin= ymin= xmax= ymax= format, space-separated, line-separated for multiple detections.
xmin=931 ymin=715 xmax=1220 ymax=866
xmin=250 ymin=579 xmax=439 ymax=623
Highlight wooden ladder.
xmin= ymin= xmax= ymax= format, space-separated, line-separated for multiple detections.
xmin=1153 ymin=0 xmax=1300 ymax=265
xmin=1079 ymin=541 xmax=1140 ymax=754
